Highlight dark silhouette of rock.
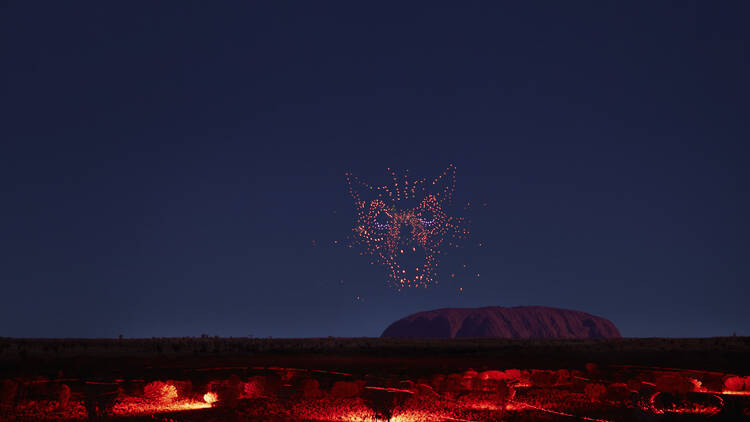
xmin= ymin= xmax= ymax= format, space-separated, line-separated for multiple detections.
xmin=381 ymin=306 xmax=621 ymax=339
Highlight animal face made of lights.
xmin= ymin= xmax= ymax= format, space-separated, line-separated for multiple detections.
xmin=345 ymin=164 xmax=469 ymax=289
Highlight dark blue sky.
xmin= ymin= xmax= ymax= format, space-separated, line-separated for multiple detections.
xmin=2 ymin=2 xmax=748 ymax=338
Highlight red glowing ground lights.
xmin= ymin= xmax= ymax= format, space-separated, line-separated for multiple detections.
xmin=345 ymin=164 xmax=470 ymax=289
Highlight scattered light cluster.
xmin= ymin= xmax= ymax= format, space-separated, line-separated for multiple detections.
xmin=345 ymin=164 xmax=470 ymax=289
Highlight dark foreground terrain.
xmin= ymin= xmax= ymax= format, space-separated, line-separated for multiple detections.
xmin=1 ymin=337 xmax=749 ymax=421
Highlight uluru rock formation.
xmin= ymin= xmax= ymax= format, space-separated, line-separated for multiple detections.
xmin=381 ymin=306 xmax=621 ymax=339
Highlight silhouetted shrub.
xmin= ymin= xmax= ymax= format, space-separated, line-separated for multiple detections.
xmin=584 ymin=383 xmax=606 ymax=402
xmin=655 ymin=374 xmax=693 ymax=395
xmin=143 ymin=381 xmax=177 ymax=404
xmin=57 ymin=384 xmax=71 ymax=409
xmin=330 ymin=381 xmax=360 ymax=398
xmin=724 ymin=375 xmax=746 ymax=391
xmin=298 ymin=378 xmax=322 ymax=399
xmin=606 ymin=383 xmax=632 ymax=402
xmin=216 ymin=375 xmax=242 ymax=408
xmin=0 ymin=379 xmax=18 ymax=407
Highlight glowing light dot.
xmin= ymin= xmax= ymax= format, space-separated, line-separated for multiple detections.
xmin=203 ymin=392 xmax=217 ymax=404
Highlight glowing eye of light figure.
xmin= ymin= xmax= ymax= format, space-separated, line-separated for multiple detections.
xmin=345 ymin=164 xmax=470 ymax=289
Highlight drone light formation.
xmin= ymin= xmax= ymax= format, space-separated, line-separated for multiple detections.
xmin=345 ymin=164 xmax=470 ymax=289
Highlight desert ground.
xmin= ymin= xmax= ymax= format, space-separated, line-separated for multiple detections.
xmin=1 ymin=336 xmax=749 ymax=421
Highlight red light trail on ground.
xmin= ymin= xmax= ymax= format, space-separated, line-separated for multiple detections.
xmin=4 ymin=363 xmax=749 ymax=420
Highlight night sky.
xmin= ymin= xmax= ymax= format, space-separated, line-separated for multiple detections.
xmin=2 ymin=2 xmax=748 ymax=339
